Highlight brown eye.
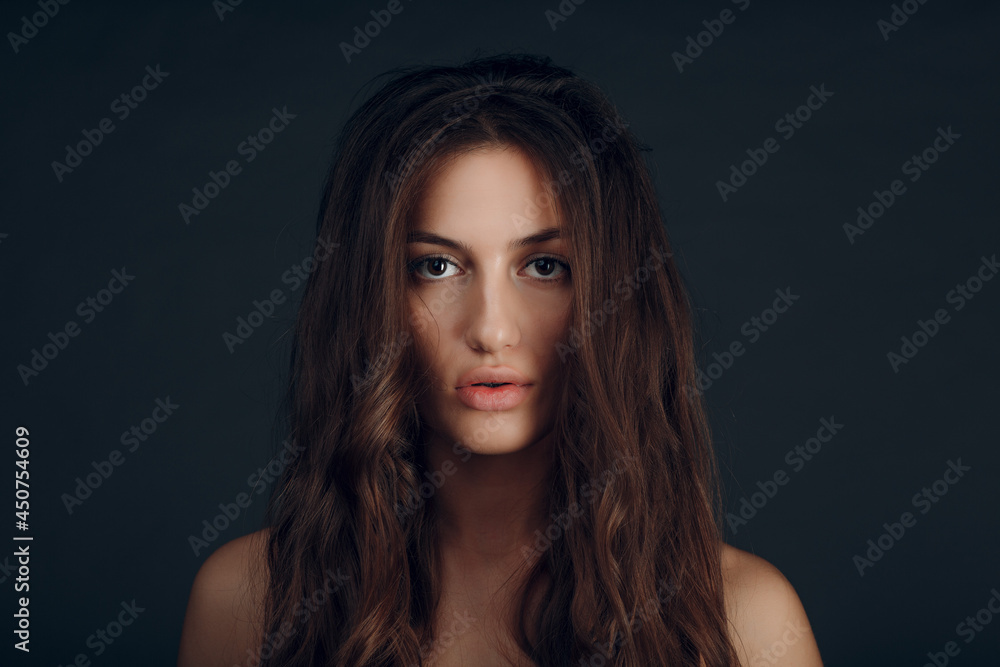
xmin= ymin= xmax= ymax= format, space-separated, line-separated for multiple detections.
xmin=427 ymin=258 xmax=448 ymax=277
xmin=533 ymin=258 xmax=556 ymax=276
xmin=409 ymin=256 xmax=459 ymax=281
xmin=524 ymin=256 xmax=569 ymax=281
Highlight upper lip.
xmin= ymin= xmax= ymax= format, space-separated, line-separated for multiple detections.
xmin=456 ymin=366 xmax=532 ymax=388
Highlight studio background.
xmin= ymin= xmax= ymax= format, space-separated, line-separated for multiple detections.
xmin=3 ymin=0 xmax=998 ymax=664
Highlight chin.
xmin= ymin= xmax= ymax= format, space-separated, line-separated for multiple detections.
xmin=426 ymin=406 xmax=542 ymax=456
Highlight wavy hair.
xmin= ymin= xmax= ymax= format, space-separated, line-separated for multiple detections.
xmin=252 ymin=51 xmax=741 ymax=666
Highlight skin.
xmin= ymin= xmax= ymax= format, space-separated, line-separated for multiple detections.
xmin=176 ymin=146 xmax=824 ymax=667
xmin=406 ymin=145 xmax=573 ymax=569
xmin=404 ymin=145 xmax=576 ymax=663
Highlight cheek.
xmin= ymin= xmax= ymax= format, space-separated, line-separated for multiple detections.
xmin=526 ymin=295 xmax=573 ymax=376
xmin=524 ymin=291 xmax=574 ymax=342
xmin=408 ymin=287 xmax=442 ymax=334
xmin=407 ymin=291 xmax=452 ymax=372
xmin=408 ymin=282 xmax=462 ymax=333
xmin=407 ymin=296 xmax=429 ymax=339
xmin=407 ymin=309 xmax=433 ymax=366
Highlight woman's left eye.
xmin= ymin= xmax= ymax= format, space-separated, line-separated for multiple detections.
xmin=523 ymin=256 xmax=570 ymax=281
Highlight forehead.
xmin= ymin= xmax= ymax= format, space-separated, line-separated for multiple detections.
xmin=411 ymin=147 xmax=560 ymax=234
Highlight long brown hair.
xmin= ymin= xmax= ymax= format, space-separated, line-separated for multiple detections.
xmin=252 ymin=51 xmax=741 ymax=666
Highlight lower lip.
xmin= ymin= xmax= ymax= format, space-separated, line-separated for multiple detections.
xmin=456 ymin=384 xmax=531 ymax=411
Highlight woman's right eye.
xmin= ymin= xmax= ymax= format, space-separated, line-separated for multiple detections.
xmin=409 ymin=256 xmax=460 ymax=280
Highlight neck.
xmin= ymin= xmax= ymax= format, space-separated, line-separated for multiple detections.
xmin=421 ymin=428 xmax=556 ymax=568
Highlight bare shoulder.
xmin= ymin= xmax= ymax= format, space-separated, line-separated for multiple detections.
xmin=720 ymin=543 xmax=823 ymax=667
xmin=177 ymin=527 xmax=271 ymax=667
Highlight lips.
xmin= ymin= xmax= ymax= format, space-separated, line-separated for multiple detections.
xmin=456 ymin=384 xmax=531 ymax=411
xmin=455 ymin=366 xmax=532 ymax=411
xmin=455 ymin=366 xmax=531 ymax=389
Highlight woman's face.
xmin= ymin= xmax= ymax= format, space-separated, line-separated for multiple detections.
xmin=407 ymin=146 xmax=573 ymax=456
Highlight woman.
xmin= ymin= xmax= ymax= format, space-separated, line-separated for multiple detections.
xmin=178 ymin=52 xmax=823 ymax=666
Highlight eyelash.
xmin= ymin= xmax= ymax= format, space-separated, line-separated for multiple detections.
xmin=407 ymin=254 xmax=571 ymax=283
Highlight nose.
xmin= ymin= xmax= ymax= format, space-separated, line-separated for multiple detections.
xmin=462 ymin=267 xmax=522 ymax=354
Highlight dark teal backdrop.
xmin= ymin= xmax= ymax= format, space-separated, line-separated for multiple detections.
xmin=3 ymin=0 xmax=998 ymax=664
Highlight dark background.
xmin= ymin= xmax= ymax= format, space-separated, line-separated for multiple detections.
xmin=3 ymin=0 xmax=998 ymax=664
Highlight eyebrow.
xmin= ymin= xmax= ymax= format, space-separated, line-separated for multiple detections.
xmin=406 ymin=227 xmax=562 ymax=253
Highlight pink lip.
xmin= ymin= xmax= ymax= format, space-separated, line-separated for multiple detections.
xmin=455 ymin=366 xmax=533 ymax=411
xmin=455 ymin=365 xmax=531 ymax=388
xmin=456 ymin=384 xmax=531 ymax=411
